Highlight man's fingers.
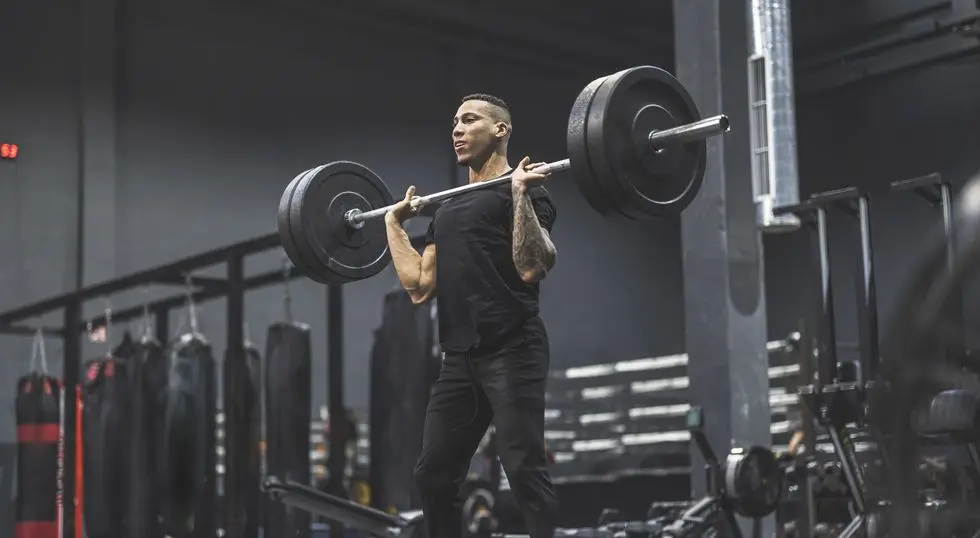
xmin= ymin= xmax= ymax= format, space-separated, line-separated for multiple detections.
xmin=528 ymin=162 xmax=548 ymax=173
xmin=523 ymin=161 xmax=549 ymax=175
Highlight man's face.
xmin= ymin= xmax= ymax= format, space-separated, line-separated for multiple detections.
xmin=452 ymin=100 xmax=507 ymax=165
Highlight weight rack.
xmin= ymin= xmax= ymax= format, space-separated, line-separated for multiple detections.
xmin=0 ymin=230 xmax=427 ymax=538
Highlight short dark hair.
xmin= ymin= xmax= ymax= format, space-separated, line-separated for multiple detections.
xmin=460 ymin=93 xmax=510 ymax=112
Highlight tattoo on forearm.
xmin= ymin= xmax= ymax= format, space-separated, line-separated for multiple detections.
xmin=513 ymin=192 xmax=556 ymax=278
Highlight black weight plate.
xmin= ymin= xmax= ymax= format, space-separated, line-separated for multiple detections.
xmin=287 ymin=163 xmax=366 ymax=284
xmin=277 ymin=169 xmax=307 ymax=273
xmin=567 ymin=74 xmax=628 ymax=219
xmin=585 ymin=72 xmax=653 ymax=220
xmin=586 ymin=65 xmax=707 ymax=219
xmin=583 ymin=73 xmax=649 ymax=220
xmin=278 ymin=167 xmax=335 ymax=284
xmin=727 ymin=446 xmax=782 ymax=518
xmin=289 ymin=161 xmax=395 ymax=284
xmin=291 ymin=164 xmax=349 ymax=284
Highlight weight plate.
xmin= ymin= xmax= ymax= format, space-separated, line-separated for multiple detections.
xmin=277 ymin=169 xmax=307 ymax=272
xmin=586 ymin=65 xmax=706 ymax=219
xmin=278 ymin=167 xmax=335 ymax=284
xmin=288 ymin=161 xmax=395 ymax=284
xmin=286 ymin=164 xmax=355 ymax=285
xmin=567 ymin=74 xmax=628 ymax=219
xmin=725 ymin=446 xmax=782 ymax=519
xmin=586 ymin=69 xmax=651 ymax=220
xmin=289 ymin=164 xmax=348 ymax=284
xmin=584 ymin=71 xmax=653 ymax=220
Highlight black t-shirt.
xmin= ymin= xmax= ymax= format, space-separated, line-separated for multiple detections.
xmin=425 ymin=182 xmax=557 ymax=354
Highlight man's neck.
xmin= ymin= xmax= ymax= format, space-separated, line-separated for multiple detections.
xmin=468 ymin=153 xmax=511 ymax=184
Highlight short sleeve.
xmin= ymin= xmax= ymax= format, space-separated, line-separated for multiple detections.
xmin=529 ymin=186 xmax=557 ymax=232
xmin=424 ymin=218 xmax=436 ymax=246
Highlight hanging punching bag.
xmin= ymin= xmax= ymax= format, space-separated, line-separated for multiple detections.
xmin=370 ymin=291 xmax=440 ymax=513
xmin=114 ymin=331 xmax=164 ymax=538
xmin=158 ymin=334 xmax=215 ymax=538
xmin=264 ymin=321 xmax=312 ymax=538
xmin=142 ymin=331 xmax=170 ymax=538
xmin=81 ymin=349 xmax=131 ymax=538
xmin=14 ymin=373 xmax=62 ymax=538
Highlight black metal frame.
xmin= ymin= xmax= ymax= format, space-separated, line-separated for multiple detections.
xmin=0 ymin=230 xmax=427 ymax=538
xmin=773 ymin=175 xmax=976 ymax=537
xmin=890 ymin=173 xmax=964 ymax=359
xmin=775 ymin=188 xmax=880 ymax=538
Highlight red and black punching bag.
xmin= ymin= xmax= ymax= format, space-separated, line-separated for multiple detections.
xmin=14 ymin=373 xmax=63 ymax=538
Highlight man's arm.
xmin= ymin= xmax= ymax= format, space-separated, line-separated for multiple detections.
xmin=512 ymin=190 xmax=557 ymax=283
xmin=385 ymin=215 xmax=437 ymax=304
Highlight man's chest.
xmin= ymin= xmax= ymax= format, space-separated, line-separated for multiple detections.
xmin=433 ymin=189 xmax=513 ymax=240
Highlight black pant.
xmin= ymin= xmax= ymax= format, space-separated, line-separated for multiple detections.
xmin=413 ymin=319 xmax=559 ymax=538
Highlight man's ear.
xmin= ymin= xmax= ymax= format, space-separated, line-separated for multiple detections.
xmin=495 ymin=121 xmax=511 ymax=139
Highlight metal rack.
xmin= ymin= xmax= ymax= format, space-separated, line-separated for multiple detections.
xmin=0 ymin=230 xmax=351 ymax=538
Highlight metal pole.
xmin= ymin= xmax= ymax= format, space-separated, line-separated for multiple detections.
xmin=327 ymin=284 xmax=345 ymax=538
xmin=62 ymin=301 xmax=81 ymax=538
xmin=221 ymin=255 xmax=246 ymax=537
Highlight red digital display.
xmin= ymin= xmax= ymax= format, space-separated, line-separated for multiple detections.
xmin=1 ymin=143 xmax=19 ymax=160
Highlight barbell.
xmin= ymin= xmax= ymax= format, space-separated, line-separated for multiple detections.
xmin=278 ymin=65 xmax=731 ymax=284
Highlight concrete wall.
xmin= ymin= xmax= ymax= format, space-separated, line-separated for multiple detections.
xmin=0 ymin=0 xmax=678 ymax=439
xmin=1 ymin=0 xmax=975 ymax=438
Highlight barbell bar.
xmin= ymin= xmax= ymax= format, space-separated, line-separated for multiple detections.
xmin=277 ymin=65 xmax=731 ymax=284
xmin=345 ymin=113 xmax=729 ymax=228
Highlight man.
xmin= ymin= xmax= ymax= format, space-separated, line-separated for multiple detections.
xmin=383 ymin=93 xmax=560 ymax=538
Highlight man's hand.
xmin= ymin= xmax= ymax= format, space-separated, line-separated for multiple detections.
xmin=511 ymin=156 xmax=550 ymax=195
xmin=386 ymin=186 xmax=422 ymax=225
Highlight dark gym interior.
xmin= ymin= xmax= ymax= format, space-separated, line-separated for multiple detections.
xmin=1 ymin=0 xmax=978 ymax=537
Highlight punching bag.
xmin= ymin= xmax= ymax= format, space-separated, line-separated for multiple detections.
xmin=81 ymin=350 xmax=131 ymax=538
xmin=142 ymin=332 xmax=170 ymax=538
xmin=158 ymin=334 xmax=215 ymax=538
xmin=370 ymin=291 xmax=440 ymax=512
xmin=264 ymin=321 xmax=312 ymax=538
xmin=114 ymin=332 xmax=166 ymax=538
xmin=14 ymin=373 xmax=62 ymax=538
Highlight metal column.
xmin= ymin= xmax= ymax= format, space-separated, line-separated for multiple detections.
xmin=62 ymin=301 xmax=81 ymax=538
xmin=674 ymin=1 xmax=773 ymax=536
xmin=327 ymin=284 xmax=345 ymax=538
xmin=221 ymin=255 xmax=246 ymax=537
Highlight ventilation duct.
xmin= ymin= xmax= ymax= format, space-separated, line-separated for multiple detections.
xmin=748 ymin=0 xmax=802 ymax=233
